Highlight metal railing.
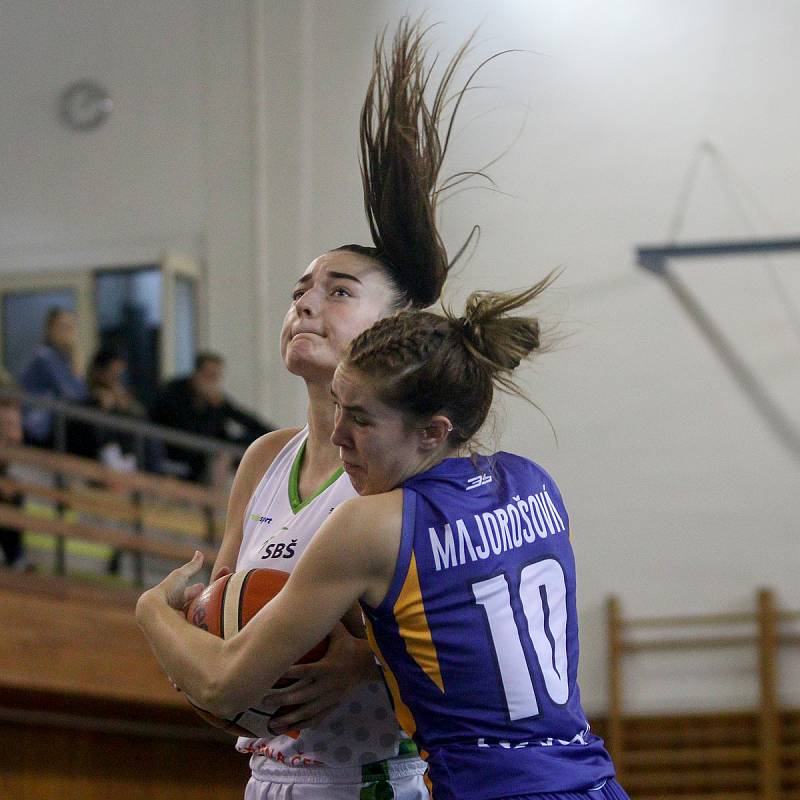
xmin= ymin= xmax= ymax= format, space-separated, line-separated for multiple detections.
xmin=0 ymin=388 xmax=247 ymax=584
xmin=0 ymin=388 xmax=247 ymax=486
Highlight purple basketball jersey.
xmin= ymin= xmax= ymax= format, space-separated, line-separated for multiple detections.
xmin=362 ymin=453 xmax=615 ymax=800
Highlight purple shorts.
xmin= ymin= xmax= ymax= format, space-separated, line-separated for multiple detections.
xmin=506 ymin=778 xmax=630 ymax=800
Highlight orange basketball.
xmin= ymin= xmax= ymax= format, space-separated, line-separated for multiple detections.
xmin=183 ymin=568 xmax=329 ymax=737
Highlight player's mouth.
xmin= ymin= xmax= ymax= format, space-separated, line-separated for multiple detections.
xmin=291 ymin=329 xmax=324 ymax=339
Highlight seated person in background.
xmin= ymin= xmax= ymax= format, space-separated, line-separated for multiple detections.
xmin=0 ymin=370 xmax=30 ymax=571
xmin=68 ymin=348 xmax=146 ymax=471
xmin=68 ymin=348 xmax=149 ymax=576
xmin=149 ymin=352 xmax=273 ymax=482
xmin=20 ymin=307 xmax=87 ymax=447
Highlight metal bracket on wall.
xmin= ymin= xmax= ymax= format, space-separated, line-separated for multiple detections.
xmin=636 ymin=236 xmax=800 ymax=462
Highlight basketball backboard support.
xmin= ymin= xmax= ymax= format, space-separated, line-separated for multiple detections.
xmin=637 ymin=236 xmax=800 ymax=462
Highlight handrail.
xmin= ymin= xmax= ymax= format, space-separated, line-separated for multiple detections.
xmin=623 ymin=611 xmax=756 ymax=628
xmin=0 ymin=504 xmax=217 ymax=564
xmin=0 ymin=387 xmax=248 ymax=457
xmin=0 ymin=440 xmax=226 ymax=583
xmin=0 ymin=443 xmax=228 ymax=509
xmin=0 ymin=475 xmax=225 ymax=540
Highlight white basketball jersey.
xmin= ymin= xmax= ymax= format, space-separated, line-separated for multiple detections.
xmin=235 ymin=428 xmax=420 ymax=780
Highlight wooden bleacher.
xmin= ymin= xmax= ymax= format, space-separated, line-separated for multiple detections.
xmin=0 ymin=442 xmax=228 ymax=577
xmin=0 ymin=442 xmax=250 ymax=799
xmin=607 ymin=589 xmax=800 ymax=800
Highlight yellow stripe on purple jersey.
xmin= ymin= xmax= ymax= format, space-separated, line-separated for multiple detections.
xmin=361 ymin=453 xmax=615 ymax=800
xmin=364 ymin=614 xmax=419 ymax=741
xmin=392 ymin=550 xmax=444 ymax=691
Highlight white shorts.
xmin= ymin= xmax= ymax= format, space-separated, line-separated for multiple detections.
xmin=244 ymin=760 xmax=429 ymax=800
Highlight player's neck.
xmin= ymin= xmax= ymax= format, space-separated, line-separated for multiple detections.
xmin=302 ymin=382 xmax=342 ymax=477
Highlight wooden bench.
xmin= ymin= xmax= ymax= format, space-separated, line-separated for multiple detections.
xmin=0 ymin=442 xmax=228 ymax=580
xmin=607 ymin=589 xmax=800 ymax=799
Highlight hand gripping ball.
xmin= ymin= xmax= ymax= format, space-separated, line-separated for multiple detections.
xmin=183 ymin=568 xmax=328 ymax=736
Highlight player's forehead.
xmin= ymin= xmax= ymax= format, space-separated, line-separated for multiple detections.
xmin=332 ymin=363 xmax=367 ymax=401
xmin=331 ymin=363 xmax=385 ymax=411
xmin=295 ymin=250 xmax=384 ymax=288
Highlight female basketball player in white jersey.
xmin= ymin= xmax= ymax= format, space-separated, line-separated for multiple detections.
xmin=139 ymin=280 xmax=629 ymax=800
xmin=201 ymin=20 xmax=486 ymax=800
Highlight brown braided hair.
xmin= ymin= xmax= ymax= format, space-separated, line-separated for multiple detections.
xmin=335 ymin=17 xmax=497 ymax=308
xmin=344 ymin=272 xmax=556 ymax=445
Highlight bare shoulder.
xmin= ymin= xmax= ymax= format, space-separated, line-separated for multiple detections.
xmin=215 ymin=428 xmax=302 ymax=576
xmin=337 ymin=490 xmax=403 ymax=526
xmin=235 ymin=428 xmax=301 ymax=487
xmin=328 ymin=490 xmax=404 ymax=569
xmin=226 ymin=428 xmax=301 ymax=514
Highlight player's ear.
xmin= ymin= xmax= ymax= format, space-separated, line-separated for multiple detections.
xmin=419 ymin=415 xmax=453 ymax=450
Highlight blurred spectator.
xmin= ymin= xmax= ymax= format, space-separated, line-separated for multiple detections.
xmin=0 ymin=370 xmax=30 ymax=571
xmin=68 ymin=348 xmax=149 ymax=577
xmin=149 ymin=352 xmax=272 ymax=482
xmin=19 ymin=308 xmax=87 ymax=447
xmin=68 ymin=348 xmax=146 ymax=470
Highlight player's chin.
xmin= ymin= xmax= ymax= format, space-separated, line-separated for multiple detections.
xmin=284 ymin=349 xmax=336 ymax=379
xmin=352 ymin=475 xmax=391 ymax=497
xmin=343 ymin=464 xmax=369 ymax=494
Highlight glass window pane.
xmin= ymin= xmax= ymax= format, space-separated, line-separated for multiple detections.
xmin=95 ymin=267 xmax=161 ymax=406
xmin=3 ymin=289 xmax=76 ymax=379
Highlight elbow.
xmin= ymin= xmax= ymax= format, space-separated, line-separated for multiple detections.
xmin=194 ymin=680 xmax=240 ymax=720
xmin=135 ymin=590 xmax=155 ymax=630
xmin=198 ymin=657 xmax=284 ymax=720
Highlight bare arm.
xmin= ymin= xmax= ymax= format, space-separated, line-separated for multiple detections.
xmin=211 ymin=426 xmax=384 ymax=729
xmin=212 ymin=428 xmax=300 ymax=580
xmin=137 ymin=491 xmax=402 ymax=719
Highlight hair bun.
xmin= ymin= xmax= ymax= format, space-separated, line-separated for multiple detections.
xmin=457 ymin=315 xmax=478 ymax=344
xmin=449 ymin=274 xmax=556 ymax=387
xmin=459 ymin=314 xmax=529 ymax=371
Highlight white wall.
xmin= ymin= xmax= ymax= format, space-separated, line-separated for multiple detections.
xmin=0 ymin=0 xmax=260 ymax=407
xmin=253 ymin=0 xmax=800 ymax=714
xmin=0 ymin=0 xmax=206 ymax=262
xmin=2 ymin=0 xmax=798 ymax=715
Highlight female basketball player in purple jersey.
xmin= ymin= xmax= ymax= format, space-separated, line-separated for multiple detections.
xmin=197 ymin=18 xmax=494 ymax=800
xmin=139 ymin=278 xmax=629 ymax=800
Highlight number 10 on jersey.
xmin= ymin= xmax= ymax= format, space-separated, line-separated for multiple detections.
xmin=472 ymin=558 xmax=570 ymax=720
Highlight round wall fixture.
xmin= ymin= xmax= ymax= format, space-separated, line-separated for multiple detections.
xmin=59 ymin=80 xmax=113 ymax=131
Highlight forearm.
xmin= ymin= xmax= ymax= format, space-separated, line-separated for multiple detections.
xmin=211 ymin=533 xmax=242 ymax=580
xmin=136 ymin=589 xmax=229 ymax=714
xmin=221 ymin=401 xmax=271 ymax=435
xmin=136 ymin=585 xmax=303 ymax=718
xmin=135 ymin=497 xmax=392 ymax=722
